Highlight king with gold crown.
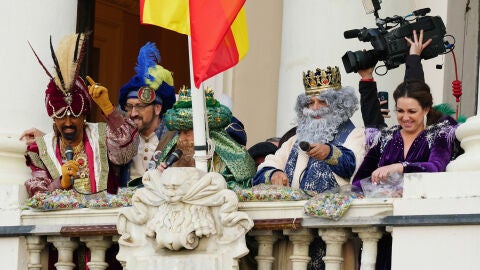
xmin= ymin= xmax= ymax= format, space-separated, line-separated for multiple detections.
xmin=253 ymin=65 xmax=364 ymax=195
xmin=252 ymin=65 xmax=364 ymax=269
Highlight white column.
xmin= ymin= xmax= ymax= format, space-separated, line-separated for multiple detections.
xmin=284 ymin=228 xmax=314 ymax=270
xmin=47 ymin=236 xmax=78 ymax=270
xmin=319 ymin=228 xmax=350 ymax=270
xmin=447 ymin=115 xmax=480 ymax=172
xmin=26 ymin=236 xmax=46 ymax=270
xmin=81 ymin=236 xmax=112 ymax=270
xmin=250 ymin=230 xmax=279 ymax=270
xmin=352 ymin=227 xmax=383 ymax=270
xmin=0 ymin=1 xmax=78 ymax=268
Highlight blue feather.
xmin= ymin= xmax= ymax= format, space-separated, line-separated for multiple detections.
xmin=134 ymin=42 xmax=161 ymax=82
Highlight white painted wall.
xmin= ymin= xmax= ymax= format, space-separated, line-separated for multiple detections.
xmin=0 ymin=1 xmax=78 ymax=136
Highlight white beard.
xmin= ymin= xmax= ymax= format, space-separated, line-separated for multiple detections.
xmin=296 ymin=107 xmax=343 ymax=144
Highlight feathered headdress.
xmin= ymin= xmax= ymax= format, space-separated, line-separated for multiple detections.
xmin=119 ymin=42 xmax=175 ymax=116
xmin=29 ymin=33 xmax=91 ymax=118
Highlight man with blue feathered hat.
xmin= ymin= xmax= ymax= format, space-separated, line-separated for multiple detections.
xmin=117 ymin=42 xmax=177 ymax=186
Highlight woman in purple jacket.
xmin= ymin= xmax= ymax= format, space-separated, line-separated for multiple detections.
xmin=352 ymin=30 xmax=458 ymax=189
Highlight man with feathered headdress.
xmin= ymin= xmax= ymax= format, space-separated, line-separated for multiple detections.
xmin=116 ymin=42 xmax=177 ymax=186
xmin=23 ymin=33 xmax=139 ymax=196
xmin=155 ymin=87 xmax=256 ymax=189
xmin=252 ymin=66 xmax=365 ymax=193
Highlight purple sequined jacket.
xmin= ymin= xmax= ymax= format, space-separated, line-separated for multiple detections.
xmin=352 ymin=117 xmax=457 ymax=188
xmin=352 ymin=55 xmax=458 ymax=189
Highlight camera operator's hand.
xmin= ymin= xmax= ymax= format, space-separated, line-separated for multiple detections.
xmin=358 ymin=66 xmax=374 ymax=80
xmin=405 ymin=29 xmax=432 ymax=56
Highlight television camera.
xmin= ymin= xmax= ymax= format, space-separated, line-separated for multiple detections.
xmin=342 ymin=0 xmax=447 ymax=74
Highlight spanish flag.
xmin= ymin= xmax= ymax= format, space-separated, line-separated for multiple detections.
xmin=140 ymin=0 xmax=249 ymax=88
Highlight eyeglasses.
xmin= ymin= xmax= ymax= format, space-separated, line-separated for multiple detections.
xmin=125 ymin=103 xmax=152 ymax=112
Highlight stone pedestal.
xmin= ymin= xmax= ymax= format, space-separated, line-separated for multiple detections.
xmin=116 ymin=168 xmax=253 ymax=270
xmin=447 ymin=115 xmax=480 ymax=172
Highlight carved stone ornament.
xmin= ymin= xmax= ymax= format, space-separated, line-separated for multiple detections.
xmin=117 ymin=167 xmax=254 ymax=269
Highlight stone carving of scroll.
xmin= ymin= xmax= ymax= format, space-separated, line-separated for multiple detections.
xmin=116 ymin=167 xmax=253 ymax=269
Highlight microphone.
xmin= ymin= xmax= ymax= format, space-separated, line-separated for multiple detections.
xmin=65 ymin=145 xmax=74 ymax=161
xmin=344 ymin=29 xmax=361 ymax=39
xmin=165 ymin=149 xmax=183 ymax=167
xmin=299 ymin=141 xmax=311 ymax=152
xmin=64 ymin=144 xmax=75 ymax=184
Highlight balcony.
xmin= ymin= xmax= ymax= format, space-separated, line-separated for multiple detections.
xmin=1 ymin=116 xmax=480 ymax=269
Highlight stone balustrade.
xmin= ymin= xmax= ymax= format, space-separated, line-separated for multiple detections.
xmin=15 ymin=198 xmax=394 ymax=270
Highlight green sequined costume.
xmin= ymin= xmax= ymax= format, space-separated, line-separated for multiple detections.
xmin=156 ymin=129 xmax=255 ymax=189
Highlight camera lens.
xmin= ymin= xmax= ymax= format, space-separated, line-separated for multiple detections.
xmin=342 ymin=50 xmax=378 ymax=73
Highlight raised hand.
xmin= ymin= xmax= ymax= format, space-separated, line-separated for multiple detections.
xmin=19 ymin=127 xmax=45 ymax=146
xmin=405 ymin=29 xmax=432 ymax=56
xmin=86 ymin=76 xmax=114 ymax=115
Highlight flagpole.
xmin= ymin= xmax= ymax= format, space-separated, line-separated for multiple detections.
xmin=188 ymin=36 xmax=209 ymax=172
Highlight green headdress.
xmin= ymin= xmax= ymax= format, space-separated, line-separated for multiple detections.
xmin=164 ymin=86 xmax=232 ymax=131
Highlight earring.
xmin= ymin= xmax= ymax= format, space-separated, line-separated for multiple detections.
xmin=424 ymin=114 xmax=428 ymax=127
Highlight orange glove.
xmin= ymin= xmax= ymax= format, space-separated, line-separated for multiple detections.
xmin=86 ymin=76 xmax=114 ymax=115
xmin=61 ymin=160 xmax=79 ymax=189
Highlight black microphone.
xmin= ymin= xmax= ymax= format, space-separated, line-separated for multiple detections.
xmin=64 ymin=144 xmax=75 ymax=184
xmin=165 ymin=149 xmax=183 ymax=167
xmin=299 ymin=141 xmax=311 ymax=152
xmin=413 ymin=8 xmax=431 ymax=16
xmin=65 ymin=145 xmax=74 ymax=161
xmin=344 ymin=29 xmax=361 ymax=39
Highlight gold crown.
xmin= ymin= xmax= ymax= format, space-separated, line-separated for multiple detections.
xmin=302 ymin=66 xmax=342 ymax=96
xmin=175 ymin=86 xmax=218 ymax=108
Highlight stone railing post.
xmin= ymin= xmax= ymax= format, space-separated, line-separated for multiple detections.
xmin=249 ymin=230 xmax=279 ymax=270
xmin=319 ymin=228 xmax=350 ymax=270
xmin=47 ymin=236 xmax=78 ymax=270
xmin=447 ymin=115 xmax=480 ymax=171
xmin=284 ymin=228 xmax=314 ymax=270
xmin=352 ymin=227 xmax=383 ymax=270
xmin=26 ymin=236 xmax=46 ymax=270
xmin=81 ymin=235 xmax=112 ymax=270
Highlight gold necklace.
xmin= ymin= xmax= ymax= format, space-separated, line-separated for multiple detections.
xmin=61 ymin=140 xmax=85 ymax=157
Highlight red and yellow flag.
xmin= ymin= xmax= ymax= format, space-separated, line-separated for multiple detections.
xmin=140 ymin=0 xmax=249 ymax=88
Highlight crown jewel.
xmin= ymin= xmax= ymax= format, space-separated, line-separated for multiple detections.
xmin=302 ymin=66 xmax=342 ymax=96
